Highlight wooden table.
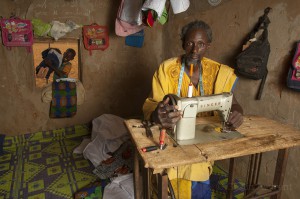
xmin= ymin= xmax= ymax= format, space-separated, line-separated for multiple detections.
xmin=124 ymin=115 xmax=300 ymax=199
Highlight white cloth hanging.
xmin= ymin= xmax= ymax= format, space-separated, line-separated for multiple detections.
xmin=115 ymin=0 xmax=144 ymax=36
xmin=170 ymin=0 xmax=190 ymax=14
xmin=142 ymin=0 xmax=167 ymax=19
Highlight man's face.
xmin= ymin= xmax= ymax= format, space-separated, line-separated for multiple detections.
xmin=183 ymin=28 xmax=210 ymax=66
xmin=63 ymin=51 xmax=75 ymax=62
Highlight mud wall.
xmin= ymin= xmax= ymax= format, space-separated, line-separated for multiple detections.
xmin=1 ymin=0 xmax=300 ymax=198
xmin=0 ymin=0 xmax=163 ymax=134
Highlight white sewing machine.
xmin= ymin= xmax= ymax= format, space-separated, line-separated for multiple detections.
xmin=165 ymin=92 xmax=235 ymax=145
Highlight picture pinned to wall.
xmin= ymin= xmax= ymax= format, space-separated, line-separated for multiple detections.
xmin=33 ymin=39 xmax=80 ymax=88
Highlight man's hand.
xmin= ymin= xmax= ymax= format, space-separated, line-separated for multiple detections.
xmin=44 ymin=58 xmax=53 ymax=68
xmin=151 ymin=97 xmax=182 ymax=129
xmin=227 ymin=102 xmax=244 ymax=129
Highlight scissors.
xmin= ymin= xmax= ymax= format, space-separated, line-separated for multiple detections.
xmin=142 ymin=120 xmax=153 ymax=138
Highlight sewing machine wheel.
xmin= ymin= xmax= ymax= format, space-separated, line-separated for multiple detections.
xmin=163 ymin=94 xmax=178 ymax=108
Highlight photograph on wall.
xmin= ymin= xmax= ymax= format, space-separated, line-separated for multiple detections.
xmin=33 ymin=40 xmax=79 ymax=88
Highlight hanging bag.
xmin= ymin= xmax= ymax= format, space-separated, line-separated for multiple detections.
xmin=235 ymin=7 xmax=271 ymax=100
xmin=287 ymin=41 xmax=300 ymax=91
xmin=82 ymin=23 xmax=109 ymax=55
xmin=0 ymin=17 xmax=33 ymax=52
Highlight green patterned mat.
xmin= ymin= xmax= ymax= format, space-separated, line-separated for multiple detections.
xmin=211 ymin=165 xmax=245 ymax=199
xmin=0 ymin=125 xmax=97 ymax=199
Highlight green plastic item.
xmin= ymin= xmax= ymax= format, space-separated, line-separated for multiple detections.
xmin=159 ymin=7 xmax=168 ymax=25
xmin=31 ymin=18 xmax=51 ymax=37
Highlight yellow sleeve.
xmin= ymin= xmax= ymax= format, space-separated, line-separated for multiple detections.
xmin=214 ymin=64 xmax=238 ymax=94
xmin=143 ymin=64 xmax=170 ymax=120
xmin=142 ymin=58 xmax=179 ymax=120
xmin=62 ymin=63 xmax=72 ymax=76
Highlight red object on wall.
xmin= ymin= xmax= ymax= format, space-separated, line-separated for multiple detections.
xmin=82 ymin=23 xmax=109 ymax=55
xmin=0 ymin=17 xmax=34 ymax=52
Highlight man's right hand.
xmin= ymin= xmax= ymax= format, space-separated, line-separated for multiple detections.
xmin=151 ymin=97 xmax=182 ymax=129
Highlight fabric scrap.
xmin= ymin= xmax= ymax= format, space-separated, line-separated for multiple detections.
xmin=142 ymin=0 xmax=167 ymax=19
xmin=158 ymin=7 xmax=168 ymax=25
xmin=73 ymin=138 xmax=91 ymax=154
xmin=49 ymin=80 xmax=77 ymax=118
xmin=103 ymin=173 xmax=134 ymax=199
xmin=146 ymin=10 xmax=155 ymax=27
xmin=93 ymin=140 xmax=134 ymax=179
xmin=125 ymin=30 xmax=144 ymax=48
xmin=170 ymin=0 xmax=190 ymax=14
xmin=115 ymin=0 xmax=144 ymax=37
xmin=83 ymin=114 xmax=130 ymax=167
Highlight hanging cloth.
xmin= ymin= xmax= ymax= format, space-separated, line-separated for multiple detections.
xmin=115 ymin=0 xmax=144 ymax=37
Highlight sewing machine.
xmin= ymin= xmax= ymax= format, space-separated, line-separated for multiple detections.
xmin=166 ymin=92 xmax=242 ymax=145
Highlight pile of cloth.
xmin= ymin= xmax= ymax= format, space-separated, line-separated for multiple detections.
xmin=73 ymin=114 xmax=135 ymax=199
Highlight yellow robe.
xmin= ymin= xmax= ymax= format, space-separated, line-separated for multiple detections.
xmin=143 ymin=56 xmax=237 ymax=120
xmin=142 ymin=56 xmax=238 ymax=198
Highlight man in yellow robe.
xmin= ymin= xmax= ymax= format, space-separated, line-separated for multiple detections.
xmin=143 ymin=20 xmax=244 ymax=199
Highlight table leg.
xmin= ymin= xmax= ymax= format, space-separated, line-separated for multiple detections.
xmin=253 ymin=153 xmax=262 ymax=186
xmin=133 ymin=149 xmax=141 ymax=199
xmin=226 ymin=158 xmax=235 ymax=199
xmin=142 ymin=167 xmax=151 ymax=199
xmin=158 ymin=173 xmax=168 ymax=199
xmin=245 ymin=154 xmax=254 ymax=195
xmin=270 ymin=148 xmax=289 ymax=199
xmin=245 ymin=153 xmax=262 ymax=196
xmin=133 ymin=148 xmax=168 ymax=199
xmin=244 ymin=149 xmax=289 ymax=199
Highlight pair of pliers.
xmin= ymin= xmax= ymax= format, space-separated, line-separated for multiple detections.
xmin=142 ymin=120 xmax=153 ymax=138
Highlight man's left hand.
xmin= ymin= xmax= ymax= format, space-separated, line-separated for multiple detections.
xmin=227 ymin=103 xmax=244 ymax=129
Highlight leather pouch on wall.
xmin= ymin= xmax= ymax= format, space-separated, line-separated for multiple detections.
xmin=235 ymin=7 xmax=271 ymax=100
xmin=287 ymin=41 xmax=300 ymax=91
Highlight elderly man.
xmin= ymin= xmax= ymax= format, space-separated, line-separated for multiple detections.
xmin=143 ymin=20 xmax=243 ymax=199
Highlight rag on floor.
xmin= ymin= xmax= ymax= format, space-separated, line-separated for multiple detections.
xmin=82 ymin=114 xmax=130 ymax=167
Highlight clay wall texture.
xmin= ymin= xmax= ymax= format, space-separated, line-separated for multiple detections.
xmin=1 ymin=0 xmax=300 ymax=198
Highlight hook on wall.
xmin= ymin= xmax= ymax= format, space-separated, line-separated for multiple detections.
xmin=208 ymin=0 xmax=222 ymax=6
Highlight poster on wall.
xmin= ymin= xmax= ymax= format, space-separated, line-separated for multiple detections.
xmin=33 ymin=40 xmax=80 ymax=88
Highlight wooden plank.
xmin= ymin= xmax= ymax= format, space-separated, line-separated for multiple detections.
xmin=196 ymin=133 xmax=300 ymax=161
xmin=124 ymin=119 xmax=207 ymax=169
xmin=125 ymin=115 xmax=300 ymax=169
xmin=237 ymin=116 xmax=300 ymax=137
xmin=196 ymin=116 xmax=300 ymax=161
